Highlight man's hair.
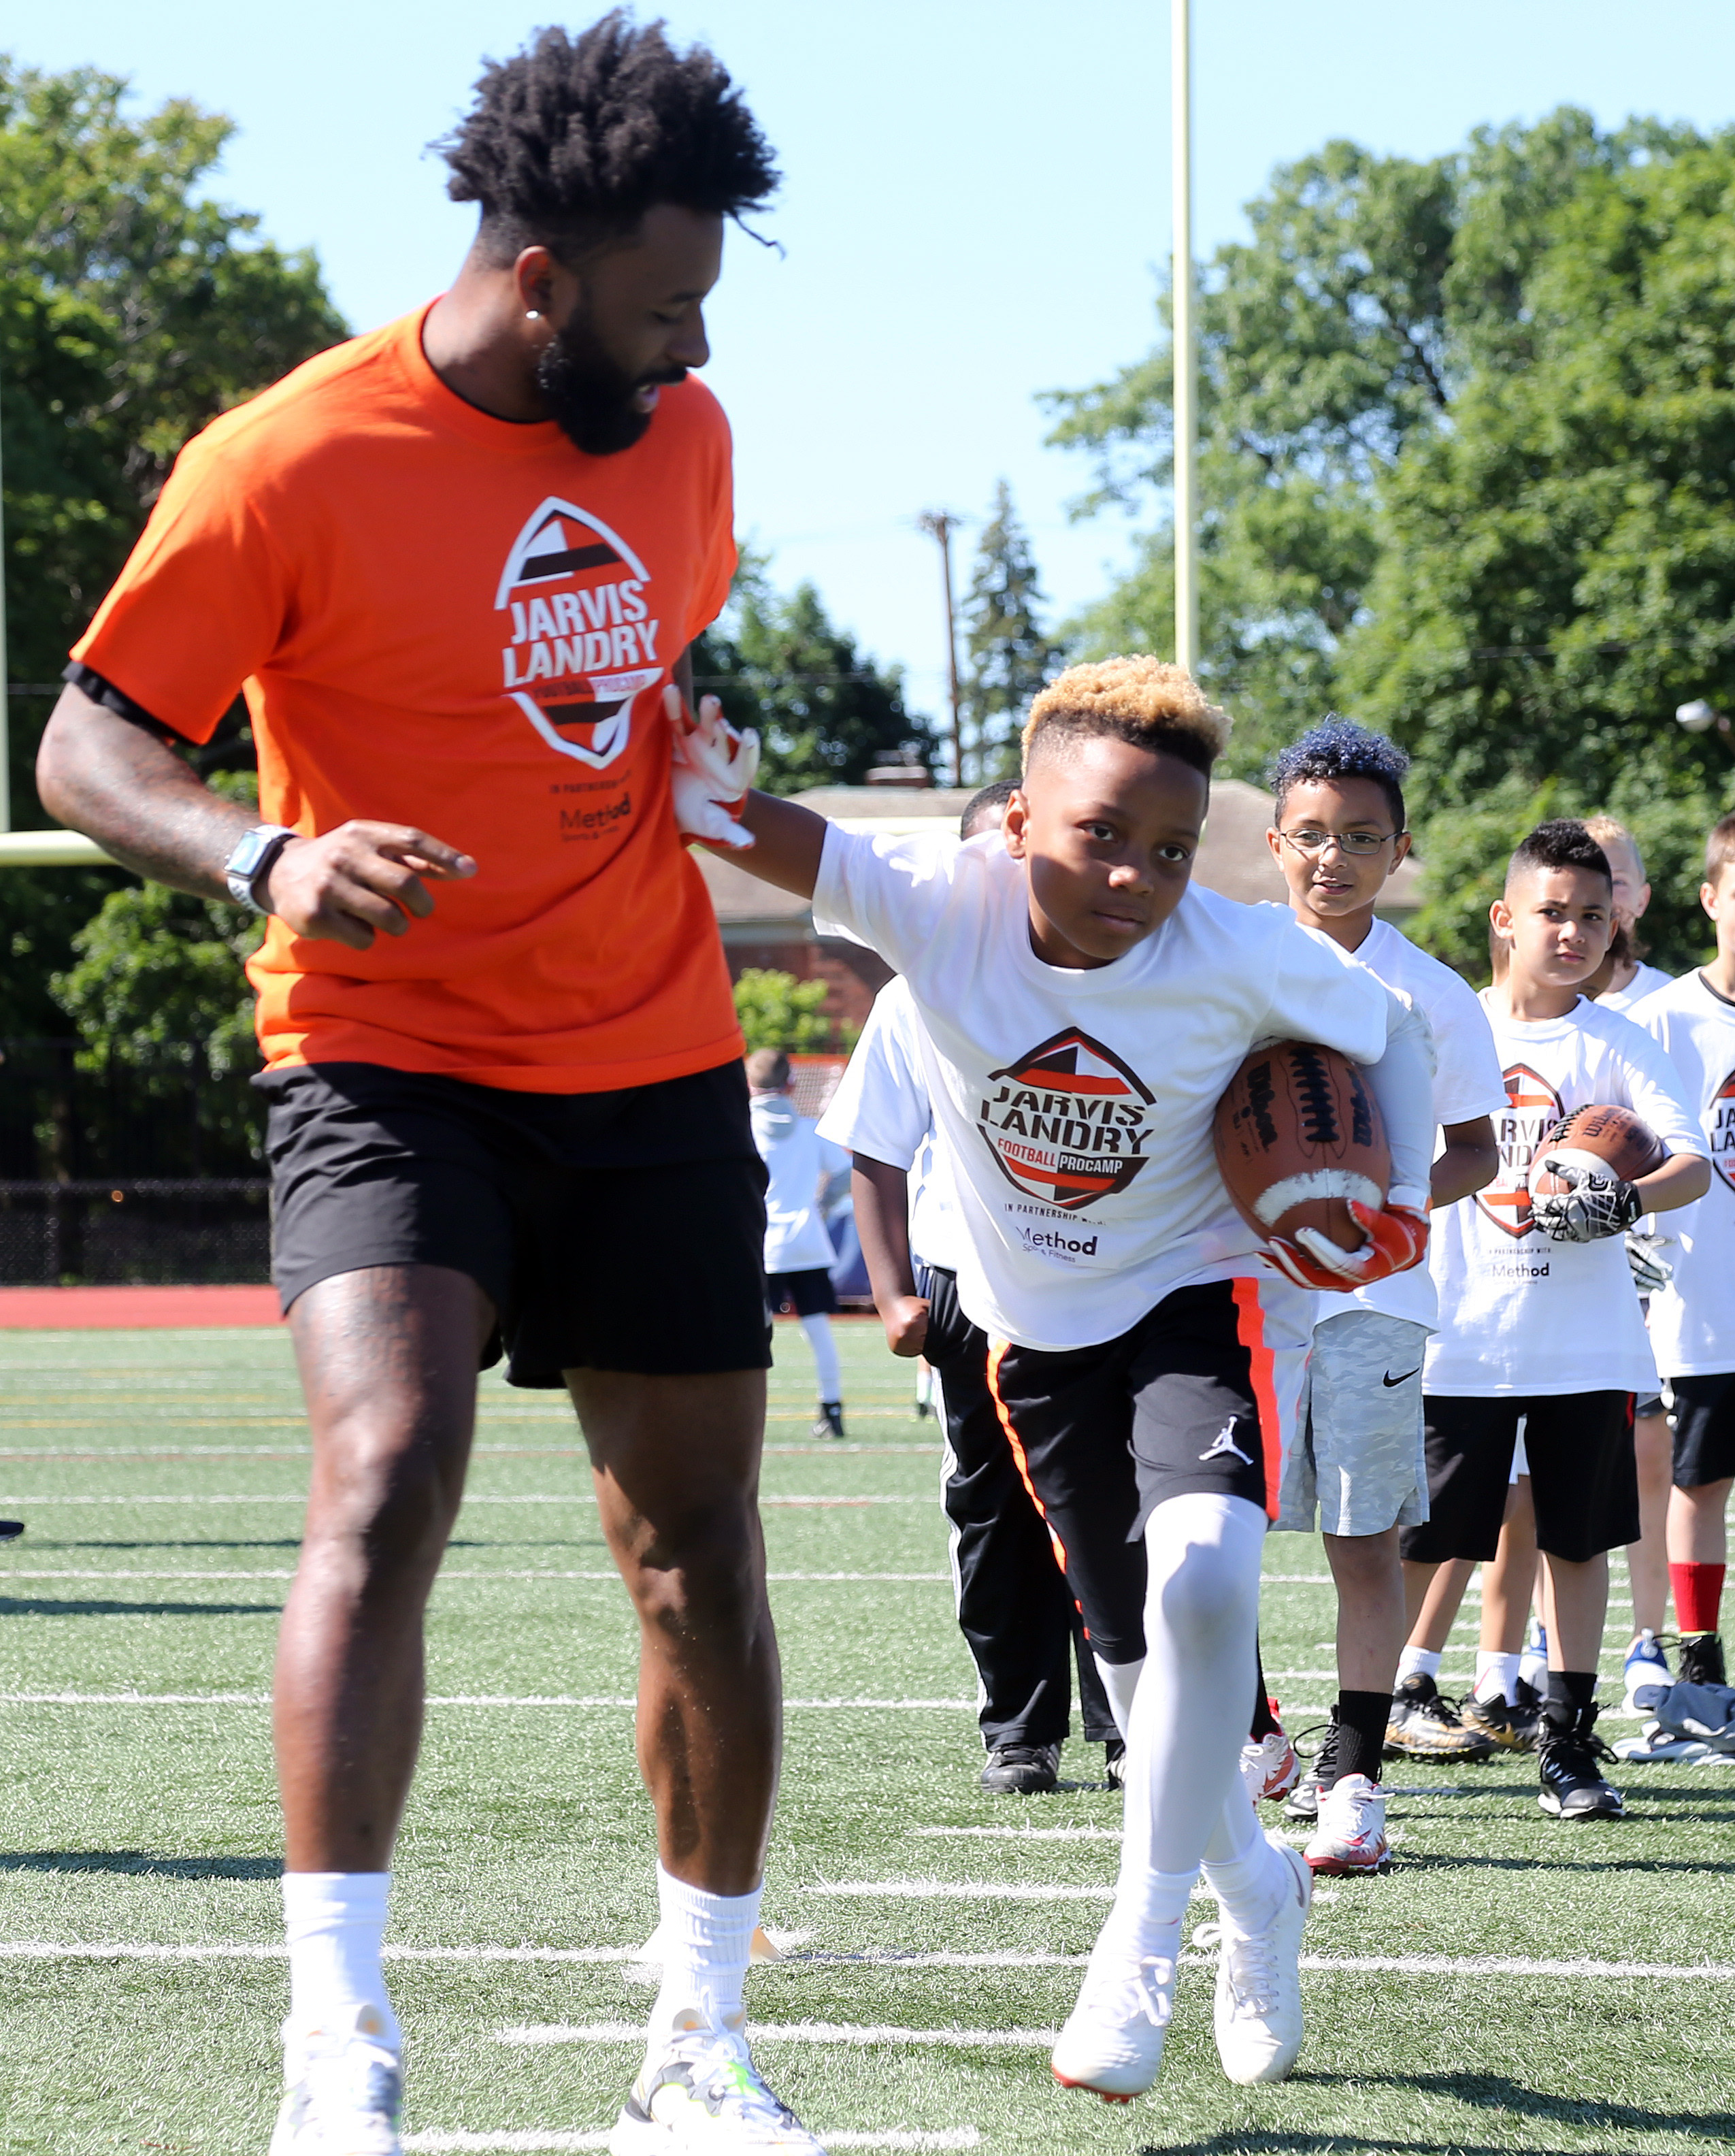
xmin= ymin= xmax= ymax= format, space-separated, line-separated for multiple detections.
xmin=1706 ymin=810 xmax=1735 ymax=884
xmin=960 ymin=778 xmax=1017 ymax=839
xmin=1021 ymin=657 xmax=1230 ymax=781
xmin=1582 ymin=813 xmax=1645 ymax=884
xmin=744 ymin=1048 xmax=790 ymax=1090
xmin=442 ymin=12 xmax=778 ymax=263
xmin=1269 ymin=718 xmax=1408 ymax=832
xmin=1506 ymin=818 xmax=1612 ymax=892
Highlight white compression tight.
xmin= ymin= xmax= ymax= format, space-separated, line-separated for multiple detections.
xmin=799 ymin=1313 xmax=842 ymax=1404
xmin=1093 ymin=1490 xmax=1283 ymax=1953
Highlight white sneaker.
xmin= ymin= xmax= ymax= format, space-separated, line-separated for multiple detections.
xmin=269 ymin=2008 xmax=402 ymax=2155
xmin=1239 ymin=1729 xmax=1300 ymax=1804
xmin=1194 ymin=1832 xmax=1310 ymax=2085
xmin=611 ymin=2008 xmax=825 ymax=2153
xmin=1304 ymin=1772 xmax=1391 ymax=1876
xmin=1049 ymin=1938 xmax=1177 ymax=2101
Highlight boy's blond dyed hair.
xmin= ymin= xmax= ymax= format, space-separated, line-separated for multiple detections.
xmin=1583 ymin=814 xmax=1645 ymax=883
xmin=1021 ymin=656 xmax=1231 ymax=779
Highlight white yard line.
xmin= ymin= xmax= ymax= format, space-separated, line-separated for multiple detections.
xmin=805 ymin=1880 xmax=1111 ymax=1901
xmin=497 ymin=2022 xmax=1060 ymax=2049
xmin=406 ymin=2135 xmax=976 ymax=2153
xmin=912 ymin=1825 xmax=1121 ymax=1842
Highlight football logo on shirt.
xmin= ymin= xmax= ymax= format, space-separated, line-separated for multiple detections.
xmin=976 ymin=1028 xmax=1155 ymax=1212
xmin=1477 ymin=1062 xmax=1564 ymax=1238
xmin=1711 ymin=1068 xmax=1735 ymax=1196
xmin=495 ymin=499 xmax=664 ymax=768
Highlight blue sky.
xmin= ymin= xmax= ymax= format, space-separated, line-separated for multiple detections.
xmin=27 ymin=3 xmax=1735 ymax=721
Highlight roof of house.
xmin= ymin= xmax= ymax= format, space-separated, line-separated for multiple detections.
xmin=697 ymin=776 xmax=1423 ymax=936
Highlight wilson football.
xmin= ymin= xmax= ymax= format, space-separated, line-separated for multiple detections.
xmin=1214 ymin=1040 xmax=1391 ymax=1255
xmin=1529 ymin=1102 xmax=1666 ymax=1199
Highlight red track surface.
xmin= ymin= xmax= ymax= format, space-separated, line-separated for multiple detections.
xmin=0 ymin=1286 xmax=281 ymax=1328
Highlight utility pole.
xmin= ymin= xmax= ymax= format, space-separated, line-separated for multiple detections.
xmin=917 ymin=509 xmax=965 ymax=786
xmin=1171 ymin=0 xmax=1199 ymax=679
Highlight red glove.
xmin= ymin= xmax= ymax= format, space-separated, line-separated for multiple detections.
xmin=1266 ymin=1201 xmax=1430 ymax=1292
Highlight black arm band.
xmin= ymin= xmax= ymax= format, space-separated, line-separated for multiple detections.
xmin=61 ymin=662 xmax=184 ymax=747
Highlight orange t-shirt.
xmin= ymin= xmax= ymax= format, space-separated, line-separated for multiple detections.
xmin=73 ymin=306 xmax=742 ymax=1093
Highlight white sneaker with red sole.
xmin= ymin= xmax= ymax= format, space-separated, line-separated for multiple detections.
xmin=1240 ymin=1729 xmax=1300 ymax=1805
xmin=1302 ymin=1771 xmax=1392 ymax=1875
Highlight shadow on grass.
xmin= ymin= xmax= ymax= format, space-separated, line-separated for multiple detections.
xmin=1399 ymin=1848 xmax=1735 ymax=1874
xmin=0 ymin=1597 xmax=281 ymax=1618
xmin=0 ymin=1850 xmax=280 ymax=1878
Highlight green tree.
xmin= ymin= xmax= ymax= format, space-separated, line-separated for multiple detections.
xmin=731 ymin=968 xmax=854 ymax=1053
xmin=695 ymin=552 xmax=936 ymax=792
xmin=958 ymin=481 xmax=1055 ymax=782
xmin=0 ymin=61 xmax=345 ymax=1035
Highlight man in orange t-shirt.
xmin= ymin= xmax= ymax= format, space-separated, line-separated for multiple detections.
xmin=39 ymin=22 xmax=823 ymax=2156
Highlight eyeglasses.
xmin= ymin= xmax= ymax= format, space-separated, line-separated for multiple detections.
xmin=1277 ymin=826 xmax=1405 ymax=859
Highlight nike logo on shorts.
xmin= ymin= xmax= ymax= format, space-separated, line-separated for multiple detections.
xmin=1200 ymin=1419 xmax=1255 ymax=1465
xmin=1382 ymin=1368 xmax=1422 ymax=1388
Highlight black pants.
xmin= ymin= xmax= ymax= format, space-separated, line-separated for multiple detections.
xmin=922 ymin=1267 xmax=1115 ymax=1749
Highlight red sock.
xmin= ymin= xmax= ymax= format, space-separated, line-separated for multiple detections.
xmin=1670 ymin=1561 xmax=1725 ymax=1635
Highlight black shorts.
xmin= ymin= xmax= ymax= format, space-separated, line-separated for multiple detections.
xmin=259 ymin=1060 xmax=771 ymax=1388
xmin=1401 ymin=1392 xmax=1638 ymax=1566
xmin=983 ymin=1279 xmax=1305 ymax=1665
xmin=767 ymin=1267 xmax=836 ymax=1319
xmin=1670 ymin=1371 xmax=1735 ymax=1488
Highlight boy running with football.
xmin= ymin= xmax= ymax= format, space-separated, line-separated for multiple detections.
xmin=1623 ymin=812 xmax=1735 ymax=1739
xmin=1400 ymin=821 xmax=1708 ymax=1820
xmin=675 ymin=656 xmax=1438 ymax=2097
xmin=1261 ymin=723 xmax=1504 ymax=1872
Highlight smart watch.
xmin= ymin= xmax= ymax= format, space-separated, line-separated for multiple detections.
xmin=224 ymin=825 xmax=299 ymax=915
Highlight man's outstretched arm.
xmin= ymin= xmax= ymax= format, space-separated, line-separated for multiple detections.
xmin=38 ymin=681 xmax=476 ymax=951
xmin=735 ymin=790 xmax=829 ymax=896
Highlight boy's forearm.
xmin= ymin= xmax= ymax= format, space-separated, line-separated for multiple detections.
xmin=1636 ymin=1152 xmax=1713 ymax=1213
xmin=850 ymin=1156 xmax=917 ymax=1304
xmin=733 ymin=790 xmax=829 ymax=898
xmin=1431 ymin=1120 xmax=1498 ymax=1209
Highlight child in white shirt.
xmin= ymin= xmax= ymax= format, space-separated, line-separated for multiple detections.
xmin=746 ymin=1048 xmax=849 ymax=1439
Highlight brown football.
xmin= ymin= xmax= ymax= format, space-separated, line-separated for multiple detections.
xmin=1529 ymin=1102 xmax=1666 ymax=1198
xmin=1214 ymin=1040 xmax=1391 ymax=1256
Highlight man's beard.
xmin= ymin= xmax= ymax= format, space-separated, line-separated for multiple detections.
xmin=536 ymin=306 xmax=684 ymax=457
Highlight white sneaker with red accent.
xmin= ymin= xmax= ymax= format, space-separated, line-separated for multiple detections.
xmin=1051 ymin=1937 xmax=1178 ymax=2101
xmin=1304 ymin=1772 xmax=1391 ymax=1875
xmin=1239 ymin=1729 xmax=1300 ymax=1804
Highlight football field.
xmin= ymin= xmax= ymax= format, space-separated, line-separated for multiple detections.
xmin=0 ymin=1319 xmax=1731 ymax=2155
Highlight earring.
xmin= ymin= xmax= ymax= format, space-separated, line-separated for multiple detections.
xmin=525 ymin=308 xmax=541 ymax=321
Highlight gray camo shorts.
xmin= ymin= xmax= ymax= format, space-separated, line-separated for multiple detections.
xmin=1277 ymin=1309 xmax=1431 ymax=1537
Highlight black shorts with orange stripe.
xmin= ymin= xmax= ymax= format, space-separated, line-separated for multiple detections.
xmin=985 ymin=1278 xmax=1305 ymax=1667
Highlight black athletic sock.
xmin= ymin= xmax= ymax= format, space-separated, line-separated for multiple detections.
xmin=1544 ymin=1669 xmax=1598 ymax=1725
xmin=1332 ymin=1692 xmax=1389 ymax=1786
xmin=1249 ymin=1640 xmax=1280 ymax=1740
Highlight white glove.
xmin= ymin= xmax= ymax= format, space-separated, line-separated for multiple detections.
xmin=1624 ymin=1230 xmax=1674 ymax=1294
xmin=666 ymin=686 xmax=759 ymax=851
xmin=1530 ymin=1157 xmax=1642 ymax=1243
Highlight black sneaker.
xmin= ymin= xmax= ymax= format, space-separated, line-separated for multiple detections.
xmin=1676 ymin=1633 xmax=1728 ymax=1689
xmin=0 ymin=1521 xmax=20 ymax=1541
xmin=1538 ymin=1705 xmax=1625 ymax=1820
xmin=812 ymin=1401 xmax=846 ymax=1441
xmin=980 ymin=1742 xmax=1060 ymax=1795
xmin=1103 ymin=1738 xmax=1125 ymax=1791
xmin=1385 ymin=1673 xmax=1496 ymax=1763
xmin=1284 ymin=1719 xmax=1337 ymax=1821
xmin=1459 ymin=1690 xmax=1542 ymax=1752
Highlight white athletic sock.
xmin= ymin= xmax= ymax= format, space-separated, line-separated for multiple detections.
xmin=1105 ymin=1491 xmax=1266 ymax=1970
xmin=1475 ymin=1650 xmax=1520 ymax=1703
xmin=282 ymin=1871 xmax=399 ymax=2051
xmin=1092 ymin=1652 xmax=1144 ymax=1742
xmin=1201 ymin=1782 xmax=1288 ymax=1932
xmin=650 ymin=1865 xmax=761 ymax=2032
xmin=1396 ymin=1645 xmax=1441 ymax=1684
xmin=799 ymin=1314 xmax=842 ymax=1405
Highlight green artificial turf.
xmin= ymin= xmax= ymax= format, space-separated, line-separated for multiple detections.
xmin=0 ymin=1320 xmax=1730 ymax=2154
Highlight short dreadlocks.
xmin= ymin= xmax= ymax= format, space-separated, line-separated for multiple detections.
xmin=442 ymin=12 xmax=778 ymax=263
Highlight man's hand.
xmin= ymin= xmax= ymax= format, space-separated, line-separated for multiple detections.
xmin=667 ymin=687 xmax=759 ymax=849
xmin=259 ymin=823 xmax=477 ymax=950
xmin=1266 ymin=1200 xmax=1430 ymax=1292
xmin=880 ymin=1292 xmax=931 ymax=1360
xmin=1531 ymin=1159 xmax=1642 ymax=1244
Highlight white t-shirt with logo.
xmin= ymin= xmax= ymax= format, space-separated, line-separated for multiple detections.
xmin=816 ymin=977 xmax=965 ymax=1275
xmin=748 ymin=1094 xmax=849 ymax=1275
xmin=1423 ymin=992 xmax=1706 ymax=1396
xmin=1598 ymin=962 xmax=1672 ymax=1014
xmin=812 ymin=826 xmax=1434 ymax=1354
xmin=1629 ymin=970 xmax=1735 ymax=1378
xmin=1298 ymin=915 xmax=1508 ymax=1333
